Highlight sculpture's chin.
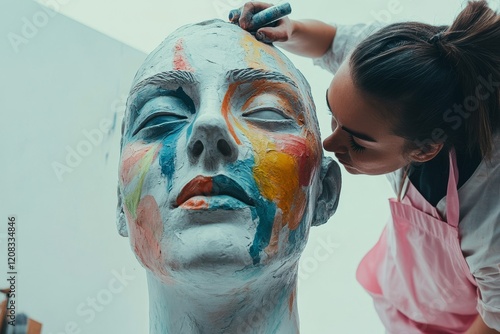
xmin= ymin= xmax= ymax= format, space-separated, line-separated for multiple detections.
xmin=155 ymin=219 xmax=258 ymax=276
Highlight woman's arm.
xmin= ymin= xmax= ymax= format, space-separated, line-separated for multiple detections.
xmin=271 ymin=19 xmax=336 ymax=58
xmin=466 ymin=315 xmax=499 ymax=334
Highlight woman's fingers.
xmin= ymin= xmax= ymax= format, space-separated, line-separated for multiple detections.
xmin=234 ymin=2 xmax=275 ymax=30
xmin=256 ymin=19 xmax=291 ymax=43
xmin=230 ymin=2 xmax=292 ymax=44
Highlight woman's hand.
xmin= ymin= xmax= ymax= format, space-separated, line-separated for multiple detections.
xmin=229 ymin=2 xmax=336 ymax=58
xmin=229 ymin=1 xmax=294 ymax=44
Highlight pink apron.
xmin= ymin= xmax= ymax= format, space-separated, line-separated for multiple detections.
xmin=356 ymin=150 xmax=479 ymax=333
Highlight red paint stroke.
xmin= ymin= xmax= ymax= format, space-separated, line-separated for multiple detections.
xmin=120 ymin=143 xmax=161 ymax=185
xmin=124 ymin=204 xmax=172 ymax=282
xmin=173 ymin=39 xmax=194 ymax=72
xmin=136 ymin=195 xmax=163 ymax=258
xmin=274 ymin=134 xmax=318 ymax=187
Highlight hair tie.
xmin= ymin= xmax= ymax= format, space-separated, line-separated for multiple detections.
xmin=428 ymin=32 xmax=445 ymax=44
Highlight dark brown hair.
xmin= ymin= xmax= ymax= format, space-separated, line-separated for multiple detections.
xmin=350 ymin=0 xmax=500 ymax=159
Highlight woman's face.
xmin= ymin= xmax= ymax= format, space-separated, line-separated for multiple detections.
xmin=323 ymin=61 xmax=410 ymax=175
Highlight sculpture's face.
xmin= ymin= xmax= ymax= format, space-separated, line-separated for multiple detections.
xmin=118 ymin=21 xmax=329 ymax=282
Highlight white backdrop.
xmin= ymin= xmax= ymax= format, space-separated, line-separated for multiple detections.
xmin=1 ymin=0 xmax=482 ymax=333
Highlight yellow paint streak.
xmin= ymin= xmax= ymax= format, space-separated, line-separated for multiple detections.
xmin=124 ymin=143 xmax=160 ymax=218
xmin=241 ymin=35 xmax=297 ymax=82
xmin=254 ymin=150 xmax=298 ymax=218
xmin=251 ymin=134 xmax=303 ymax=227
xmin=240 ymin=34 xmax=263 ymax=68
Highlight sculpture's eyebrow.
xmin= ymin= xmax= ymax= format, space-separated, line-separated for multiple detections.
xmin=226 ymin=68 xmax=298 ymax=88
xmin=130 ymin=71 xmax=197 ymax=95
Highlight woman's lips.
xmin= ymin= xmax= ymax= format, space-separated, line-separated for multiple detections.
xmin=335 ymin=154 xmax=351 ymax=167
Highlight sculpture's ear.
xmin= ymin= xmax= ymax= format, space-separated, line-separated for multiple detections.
xmin=116 ymin=186 xmax=129 ymax=237
xmin=312 ymin=157 xmax=342 ymax=226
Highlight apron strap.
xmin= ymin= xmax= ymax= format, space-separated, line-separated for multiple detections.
xmin=446 ymin=148 xmax=460 ymax=228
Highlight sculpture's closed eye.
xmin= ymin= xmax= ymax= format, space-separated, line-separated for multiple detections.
xmin=244 ymin=108 xmax=290 ymax=120
xmin=243 ymin=107 xmax=299 ymax=131
xmin=133 ymin=96 xmax=190 ymax=137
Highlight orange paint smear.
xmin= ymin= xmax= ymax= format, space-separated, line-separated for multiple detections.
xmin=264 ymin=210 xmax=283 ymax=257
xmin=289 ymin=289 xmax=295 ymax=313
xmin=286 ymin=191 xmax=306 ymax=230
xmin=120 ymin=142 xmax=161 ymax=185
xmin=180 ymin=198 xmax=209 ymax=210
xmin=173 ymin=39 xmax=194 ymax=72
xmin=221 ymin=83 xmax=242 ymax=145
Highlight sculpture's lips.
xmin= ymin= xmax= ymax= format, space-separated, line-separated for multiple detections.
xmin=175 ymin=175 xmax=255 ymax=207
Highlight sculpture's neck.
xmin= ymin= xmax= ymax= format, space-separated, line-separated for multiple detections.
xmin=146 ymin=268 xmax=300 ymax=334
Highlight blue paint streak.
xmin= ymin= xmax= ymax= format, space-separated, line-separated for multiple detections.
xmin=159 ymin=128 xmax=183 ymax=192
xmin=185 ymin=120 xmax=194 ymax=141
xmin=226 ymin=159 xmax=276 ymax=265
xmin=205 ymin=196 xmax=249 ymax=210
xmin=125 ymin=86 xmax=192 ymax=192
xmin=250 ymin=201 xmax=276 ymax=264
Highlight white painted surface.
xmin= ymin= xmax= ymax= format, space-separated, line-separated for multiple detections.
xmin=1 ymin=0 xmax=475 ymax=333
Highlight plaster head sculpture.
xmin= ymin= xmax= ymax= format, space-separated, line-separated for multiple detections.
xmin=116 ymin=19 xmax=341 ymax=334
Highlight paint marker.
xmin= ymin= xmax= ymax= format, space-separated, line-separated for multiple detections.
xmin=229 ymin=2 xmax=292 ymax=31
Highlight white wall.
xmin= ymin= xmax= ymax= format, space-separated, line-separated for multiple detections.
xmin=1 ymin=0 xmax=477 ymax=333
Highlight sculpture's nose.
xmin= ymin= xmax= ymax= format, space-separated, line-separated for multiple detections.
xmin=187 ymin=114 xmax=239 ymax=170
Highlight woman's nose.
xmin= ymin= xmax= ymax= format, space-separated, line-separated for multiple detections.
xmin=323 ymin=129 xmax=348 ymax=154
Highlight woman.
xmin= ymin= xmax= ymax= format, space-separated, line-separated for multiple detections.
xmin=233 ymin=1 xmax=500 ymax=333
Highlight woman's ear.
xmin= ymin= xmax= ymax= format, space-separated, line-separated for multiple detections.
xmin=116 ymin=186 xmax=129 ymax=237
xmin=408 ymin=142 xmax=444 ymax=163
xmin=312 ymin=157 xmax=342 ymax=227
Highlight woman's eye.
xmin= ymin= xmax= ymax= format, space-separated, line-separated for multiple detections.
xmin=331 ymin=116 xmax=339 ymax=130
xmin=349 ymin=135 xmax=366 ymax=153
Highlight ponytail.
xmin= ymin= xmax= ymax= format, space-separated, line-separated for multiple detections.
xmin=350 ymin=0 xmax=500 ymax=159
